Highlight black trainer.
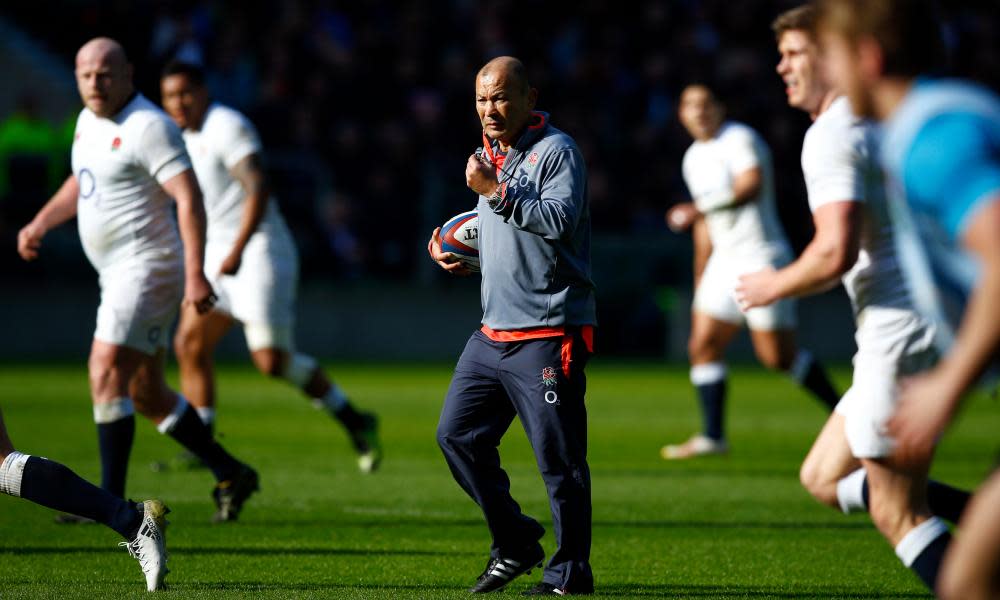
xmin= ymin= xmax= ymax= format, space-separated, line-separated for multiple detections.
xmin=469 ymin=544 xmax=545 ymax=593
xmin=211 ymin=465 xmax=259 ymax=522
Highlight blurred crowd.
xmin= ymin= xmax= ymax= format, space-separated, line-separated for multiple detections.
xmin=2 ymin=0 xmax=998 ymax=283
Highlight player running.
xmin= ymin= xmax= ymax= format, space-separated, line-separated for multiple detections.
xmin=817 ymin=1 xmax=1000 ymax=597
xmin=17 ymin=38 xmax=257 ymax=523
xmin=736 ymin=6 xmax=970 ymax=593
xmin=159 ymin=61 xmax=381 ymax=474
xmin=662 ymin=83 xmax=840 ymax=459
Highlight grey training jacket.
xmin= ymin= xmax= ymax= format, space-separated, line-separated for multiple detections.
xmin=477 ymin=112 xmax=597 ymax=331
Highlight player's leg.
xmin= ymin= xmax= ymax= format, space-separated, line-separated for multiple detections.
xmin=173 ymin=304 xmax=236 ymax=435
xmin=662 ymin=309 xmax=740 ymax=459
xmin=0 ymin=406 xmax=168 ymax=589
xmin=436 ymin=332 xmax=544 ymax=593
xmin=502 ymin=333 xmax=594 ymax=595
xmin=747 ymin=305 xmax=839 ymax=411
xmin=863 ymin=455 xmax=950 ymax=592
xmin=88 ymin=338 xmax=142 ymax=498
xmin=938 ymin=467 xmax=1000 ymax=600
xmin=247 ymin=340 xmax=382 ymax=473
xmin=129 ymin=348 xmax=258 ymax=522
xmin=799 ymin=411 xmax=862 ymax=508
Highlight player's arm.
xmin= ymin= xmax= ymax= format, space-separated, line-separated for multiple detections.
xmin=221 ymin=153 xmax=269 ymax=275
xmin=162 ymin=169 xmax=215 ymax=313
xmin=889 ymin=198 xmax=1000 ymax=465
xmin=467 ymin=148 xmax=585 ymax=240
xmin=692 ymin=217 xmax=712 ymax=288
xmin=736 ymin=201 xmax=860 ymax=308
xmin=17 ymin=175 xmax=79 ymax=261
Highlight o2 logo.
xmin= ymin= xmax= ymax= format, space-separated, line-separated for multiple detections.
xmin=77 ymin=168 xmax=96 ymax=200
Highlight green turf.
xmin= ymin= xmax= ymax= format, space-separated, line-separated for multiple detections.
xmin=0 ymin=361 xmax=996 ymax=598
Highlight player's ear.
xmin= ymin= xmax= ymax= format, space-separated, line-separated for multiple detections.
xmin=856 ymin=35 xmax=883 ymax=81
xmin=527 ymin=87 xmax=538 ymax=110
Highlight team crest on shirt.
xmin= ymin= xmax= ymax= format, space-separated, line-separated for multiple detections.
xmin=111 ymin=137 xmax=122 ymax=151
xmin=541 ymin=366 xmax=558 ymax=387
xmin=527 ymin=151 xmax=539 ymax=166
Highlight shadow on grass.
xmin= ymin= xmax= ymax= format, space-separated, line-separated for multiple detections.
xmin=222 ymin=518 xmax=872 ymax=531
xmin=594 ymin=583 xmax=929 ymax=598
xmin=0 ymin=546 xmax=476 ymax=557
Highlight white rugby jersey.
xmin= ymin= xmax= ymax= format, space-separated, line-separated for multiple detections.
xmin=682 ymin=122 xmax=789 ymax=258
xmin=73 ymin=93 xmax=191 ymax=271
xmin=182 ymin=103 xmax=284 ymax=246
xmin=802 ymin=97 xmax=912 ymax=315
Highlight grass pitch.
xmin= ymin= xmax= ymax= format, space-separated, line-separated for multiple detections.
xmin=0 ymin=360 xmax=996 ymax=598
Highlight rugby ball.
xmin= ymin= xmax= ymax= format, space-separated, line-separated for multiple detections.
xmin=440 ymin=210 xmax=480 ymax=272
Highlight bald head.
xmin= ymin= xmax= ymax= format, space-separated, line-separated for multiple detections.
xmin=475 ymin=56 xmax=537 ymax=148
xmin=477 ymin=56 xmax=529 ymax=94
xmin=75 ymin=37 xmax=134 ymax=118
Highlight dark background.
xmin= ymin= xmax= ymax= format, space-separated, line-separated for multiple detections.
xmin=1 ymin=1 xmax=998 ymax=358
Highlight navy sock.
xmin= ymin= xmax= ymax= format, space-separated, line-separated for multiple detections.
xmin=696 ymin=380 xmax=726 ymax=441
xmin=19 ymin=456 xmax=142 ymax=539
xmin=793 ymin=353 xmax=840 ymax=411
xmin=927 ymin=480 xmax=971 ymax=523
xmin=910 ymin=530 xmax=951 ymax=591
xmin=861 ymin=477 xmax=970 ymax=523
xmin=97 ymin=415 xmax=134 ymax=498
xmin=167 ymin=405 xmax=243 ymax=482
xmin=334 ymin=403 xmax=364 ymax=430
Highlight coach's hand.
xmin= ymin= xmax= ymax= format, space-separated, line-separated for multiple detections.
xmin=466 ymin=155 xmax=499 ymax=197
xmin=888 ymin=368 xmax=958 ymax=467
xmin=666 ymin=202 xmax=700 ymax=233
xmin=185 ymin=273 xmax=218 ymax=314
xmin=428 ymin=227 xmax=472 ymax=276
xmin=16 ymin=221 xmax=46 ymax=261
xmin=736 ymin=267 xmax=778 ymax=310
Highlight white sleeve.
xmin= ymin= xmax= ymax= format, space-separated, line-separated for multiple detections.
xmin=725 ymin=128 xmax=761 ymax=175
xmin=802 ymin=124 xmax=864 ymax=211
xmin=213 ymin=112 xmax=263 ymax=169
xmin=137 ymin=117 xmax=192 ymax=184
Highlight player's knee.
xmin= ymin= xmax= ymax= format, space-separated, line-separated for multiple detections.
xmin=936 ymin=563 xmax=983 ymax=600
xmin=253 ymin=351 xmax=284 ymax=378
xmin=687 ymin=336 xmax=715 ymax=363
xmin=799 ymin=460 xmax=836 ymax=506
xmin=173 ymin=327 xmax=208 ymax=362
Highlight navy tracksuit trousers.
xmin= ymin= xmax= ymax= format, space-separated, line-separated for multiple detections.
xmin=437 ymin=329 xmax=593 ymax=592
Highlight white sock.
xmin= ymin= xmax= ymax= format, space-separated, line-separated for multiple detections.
xmin=895 ymin=517 xmax=949 ymax=567
xmin=92 ymin=397 xmax=134 ymax=424
xmin=156 ymin=396 xmax=190 ymax=434
xmin=195 ymin=406 xmax=215 ymax=426
xmin=0 ymin=451 xmax=29 ymax=497
xmin=836 ymin=468 xmax=868 ymax=514
xmin=690 ymin=362 xmax=726 ymax=385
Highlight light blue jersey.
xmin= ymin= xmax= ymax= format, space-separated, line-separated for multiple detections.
xmin=880 ymin=79 xmax=1000 ymax=348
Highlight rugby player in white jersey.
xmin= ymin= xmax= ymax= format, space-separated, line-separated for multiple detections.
xmin=662 ymin=83 xmax=840 ymax=459
xmin=159 ymin=61 xmax=381 ymax=473
xmin=17 ymin=37 xmax=258 ymax=523
xmin=818 ymin=1 xmax=1000 ymax=597
xmin=736 ymin=6 xmax=969 ymax=592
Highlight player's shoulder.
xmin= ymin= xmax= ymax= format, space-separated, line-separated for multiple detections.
xmin=883 ymin=79 xmax=1000 ymax=172
xmin=118 ymin=94 xmax=174 ymax=129
xmin=716 ymin=121 xmax=759 ymax=144
xmin=804 ymin=98 xmax=870 ymax=161
xmin=201 ymin=103 xmax=255 ymax=133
